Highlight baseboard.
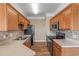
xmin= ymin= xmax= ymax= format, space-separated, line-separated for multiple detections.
xmin=34 ymin=40 xmax=46 ymax=42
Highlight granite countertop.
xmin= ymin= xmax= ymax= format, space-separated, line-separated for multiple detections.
xmin=0 ymin=35 xmax=35 ymax=56
xmin=53 ymin=38 xmax=79 ymax=48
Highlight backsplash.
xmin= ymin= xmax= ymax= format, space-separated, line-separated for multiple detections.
xmin=0 ymin=31 xmax=21 ymax=45
xmin=64 ymin=30 xmax=79 ymax=40
xmin=0 ymin=31 xmax=20 ymax=40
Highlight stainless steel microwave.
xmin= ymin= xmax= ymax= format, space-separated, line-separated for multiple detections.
xmin=51 ymin=22 xmax=59 ymax=31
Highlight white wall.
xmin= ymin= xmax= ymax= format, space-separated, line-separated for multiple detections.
xmin=45 ymin=16 xmax=52 ymax=35
xmin=29 ymin=18 xmax=46 ymax=42
xmin=45 ymin=15 xmax=56 ymax=37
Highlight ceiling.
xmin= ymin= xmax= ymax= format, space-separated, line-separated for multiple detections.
xmin=16 ymin=3 xmax=62 ymax=17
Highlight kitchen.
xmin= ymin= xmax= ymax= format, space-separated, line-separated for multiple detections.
xmin=0 ymin=3 xmax=79 ymax=56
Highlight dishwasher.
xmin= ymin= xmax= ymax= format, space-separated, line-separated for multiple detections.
xmin=46 ymin=36 xmax=56 ymax=55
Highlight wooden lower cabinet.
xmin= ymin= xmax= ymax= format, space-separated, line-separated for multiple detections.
xmin=52 ymin=41 xmax=61 ymax=56
xmin=52 ymin=40 xmax=79 ymax=56
xmin=53 ymin=46 xmax=61 ymax=56
xmin=24 ymin=38 xmax=31 ymax=48
xmin=61 ymin=47 xmax=79 ymax=56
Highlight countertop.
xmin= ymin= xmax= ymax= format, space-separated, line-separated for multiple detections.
xmin=53 ymin=38 xmax=79 ymax=48
xmin=0 ymin=35 xmax=35 ymax=56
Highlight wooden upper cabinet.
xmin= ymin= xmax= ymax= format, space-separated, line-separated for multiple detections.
xmin=0 ymin=3 xmax=30 ymax=31
xmin=50 ymin=16 xmax=58 ymax=25
xmin=7 ymin=5 xmax=18 ymax=31
xmin=50 ymin=4 xmax=79 ymax=30
xmin=0 ymin=4 xmax=7 ymax=31
xmin=19 ymin=14 xmax=30 ymax=29
xmin=19 ymin=15 xmax=26 ymax=29
xmin=58 ymin=12 xmax=65 ymax=30
xmin=50 ymin=18 xmax=54 ymax=25
xmin=19 ymin=14 xmax=24 ymax=24
xmin=50 ymin=19 xmax=53 ymax=25
xmin=60 ymin=5 xmax=72 ymax=30
xmin=71 ymin=4 xmax=79 ymax=30
xmin=63 ymin=5 xmax=72 ymax=30
xmin=24 ymin=19 xmax=29 ymax=28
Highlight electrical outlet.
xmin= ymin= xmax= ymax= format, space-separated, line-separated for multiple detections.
xmin=73 ymin=35 xmax=77 ymax=38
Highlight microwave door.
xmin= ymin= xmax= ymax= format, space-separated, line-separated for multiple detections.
xmin=51 ymin=22 xmax=59 ymax=30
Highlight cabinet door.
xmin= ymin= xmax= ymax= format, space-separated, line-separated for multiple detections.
xmin=72 ymin=4 xmax=79 ymax=30
xmin=7 ymin=5 xmax=18 ymax=31
xmin=0 ymin=4 xmax=6 ymax=31
xmin=53 ymin=41 xmax=61 ymax=56
xmin=63 ymin=5 xmax=72 ymax=30
xmin=50 ymin=18 xmax=53 ymax=25
xmin=56 ymin=47 xmax=61 ymax=56
xmin=19 ymin=15 xmax=24 ymax=23
xmin=18 ymin=15 xmax=25 ymax=31
xmin=23 ymin=18 xmax=28 ymax=28
xmin=19 ymin=14 xmax=30 ymax=29
xmin=50 ymin=19 xmax=53 ymax=26
xmin=59 ymin=5 xmax=72 ymax=30
xmin=53 ymin=45 xmax=61 ymax=56
xmin=59 ymin=12 xmax=65 ymax=30
xmin=53 ymin=16 xmax=58 ymax=23
xmin=53 ymin=45 xmax=57 ymax=56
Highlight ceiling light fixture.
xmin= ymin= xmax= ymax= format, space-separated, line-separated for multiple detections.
xmin=31 ymin=3 xmax=38 ymax=14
